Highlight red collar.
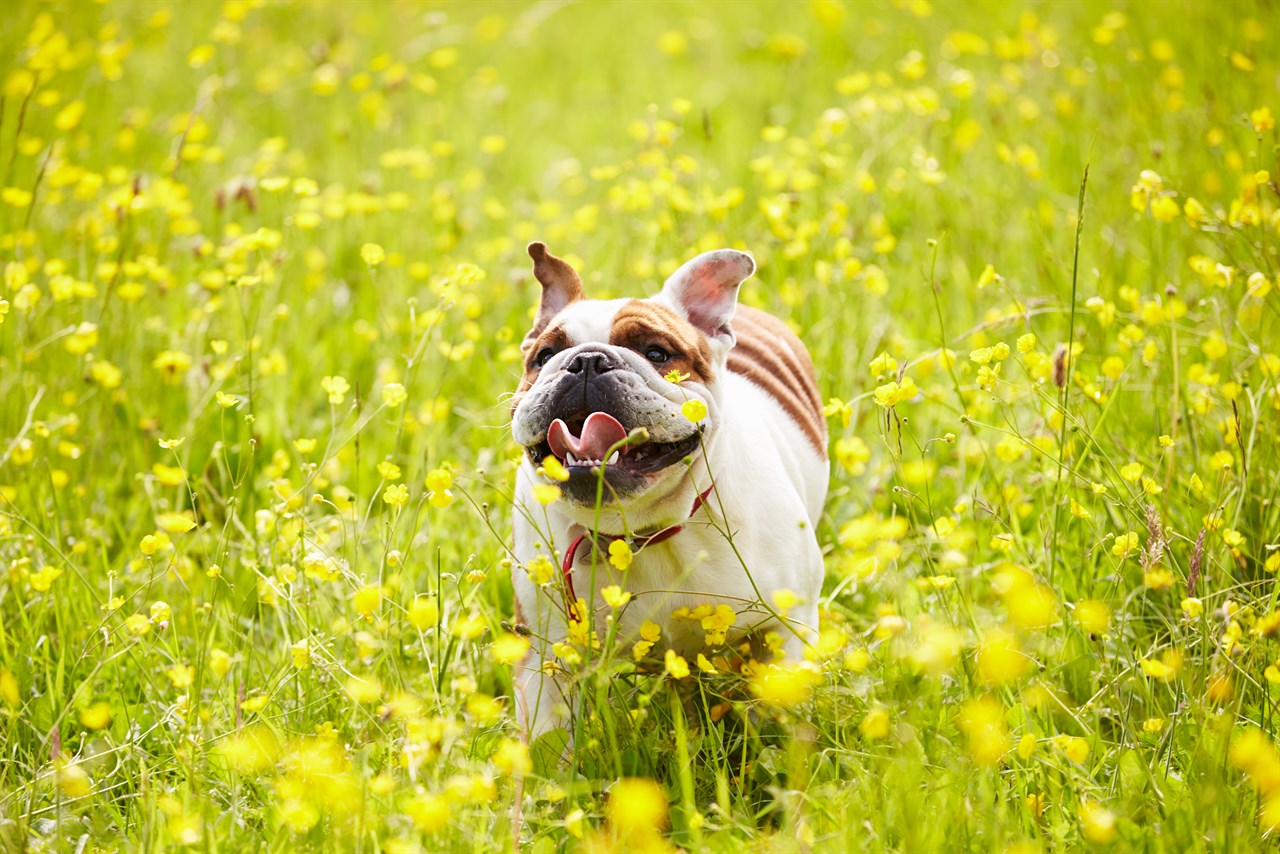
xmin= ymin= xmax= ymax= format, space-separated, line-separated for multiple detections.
xmin=560 ymin=485 xmax=715 ymax=622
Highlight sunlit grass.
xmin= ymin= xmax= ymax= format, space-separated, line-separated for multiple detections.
xmin=0 ymin=1 xmax=1277 ymax=851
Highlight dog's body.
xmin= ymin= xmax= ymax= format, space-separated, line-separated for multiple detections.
xmin=509 ymin=244 xmax=827 ymax=737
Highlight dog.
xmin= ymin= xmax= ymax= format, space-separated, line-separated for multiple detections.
xmin=509 ymin=242 xmax=827 ymax=738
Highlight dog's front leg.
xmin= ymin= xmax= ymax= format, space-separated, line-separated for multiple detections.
xmin=514 ymin=651 xmax=571 ymax=741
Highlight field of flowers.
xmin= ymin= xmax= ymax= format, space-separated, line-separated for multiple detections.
xmin=0 ymin=0 xmax=1277 ymax=850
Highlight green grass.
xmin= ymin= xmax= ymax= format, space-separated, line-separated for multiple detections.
xmin=0 ymin=1 xmax=1277 ymax=851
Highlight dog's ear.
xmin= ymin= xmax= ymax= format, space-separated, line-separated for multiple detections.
xmin=523 ymin=242 xmax=583 ymax=351
xmin=660 ymin=249 xmax=755 ymax=345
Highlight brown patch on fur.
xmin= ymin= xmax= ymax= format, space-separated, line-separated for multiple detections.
xmin=728 ymin=306 xmax=826 ymax=457
xmin=609 ymin=300 xmax=716 ymax=385
xmin=525 ymin=243 xmax=583 ymax=348
xmin=512 ymin=592 xmax=527 ymax=629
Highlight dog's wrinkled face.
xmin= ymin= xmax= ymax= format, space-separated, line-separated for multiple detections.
xmin=511 ymin=243 xmax=755 ymax=507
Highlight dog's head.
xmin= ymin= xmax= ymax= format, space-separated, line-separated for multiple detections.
xmin=511 ymin=242 xmax=755 ymax=516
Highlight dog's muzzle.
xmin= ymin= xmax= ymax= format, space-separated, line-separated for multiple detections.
xmin=516 ymin=347 xmax=704 ymax=502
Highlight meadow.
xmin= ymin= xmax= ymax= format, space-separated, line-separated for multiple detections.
xmin=0 ymin=0 xmax=1277 ymax=850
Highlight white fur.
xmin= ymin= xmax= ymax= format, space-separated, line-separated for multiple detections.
xmin=510 ymin=269 xmax=826 ymax=739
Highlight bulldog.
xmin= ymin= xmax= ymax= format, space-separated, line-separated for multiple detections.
xmin=509 ymin=242 xmax=827 ymax=738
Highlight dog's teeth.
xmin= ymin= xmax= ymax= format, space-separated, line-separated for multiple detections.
xmin=607 ymin=451 xmax=619 ymax=465
xmin=565 ymin=452 xmax=577 ymax=465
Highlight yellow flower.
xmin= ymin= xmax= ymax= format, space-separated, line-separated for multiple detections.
xmin=873 ymin=377 xmax=918 ymax=407
xmin=1059 ymin=736 xmax=1090 ymax=764
xmin=157 ymin=512 xmax=196 ymax=533
xmin=405 ymin=793 xmax=449 ymax=833
xmin=165 ymin=664 xmax=195 ymax=689
xmin=750 ymin=663 xmax=821 ymax=707
xmin=1150 ymin=195 xmax=1179 ymax=223
xmin=382 ymin=483 xmax=409 ymax=508
xmin=532 ymin=483 xmax=561 ymax=505
xmin=216 ymin=725 xmax=281 ymax=775
xmin=1001 ymin=572 xmax=1059 ymax=630
xmin=1139 ymin=657 xmax=1176 ymax=681
xmin=491 ymin=738 xmax=531 ymax=777
xmin=524 ymin=557 xmax=555 ymax=587
xmin=360 ymin=243 xmax=386 ymax=266
xmin=320 ymin=375 xmax=350 ymax=405
xmin=868 ymin=352 xmax=899 ymax=376
xmin=57 ymin=762 xmax=91 ymax=799
xmin=490 ymin=633 xmax=530 ymax=664
xmin=345 ymin=675 xmax=383 ymax=703
xmin=700 ymin=604 xmax=737 ymax=645
xmin=290 ymin=640 xmax=310 ymax=670
xmin=79 ymin=701 xmax=112 ymax=731
xmin=976 ymin=629 xmax=1030 ymax=686
xmin=1112 ymin=532 xmax=1139 ymax=559
xmin=772 ymin=588 xmax=799 ymax=614
xmin=664 ymin=649 xmax=689 ymax=679
xmin=152 ymin=350 xmax=192 ymax=381
xmin=1074 ymin=600 xmax=1110 ymax=635
xmin=834 ymin=436 xmax=871 ymax=475
xmin=1079 ymin=801 xmax=1117 ymax=843
xmin=381 ymin=382 xmax=407 ymax=407
xmin=541 ymin=456 xmax=569 ymax=482
xmin=957 ymin=696 xmax=1009 ymax=766
xmin=601 ymin=585 xmax=631 ymax=609
xmin=353 ymin=584 xmax=382 ymax=616
xmin=0 ymin=670 xmax=18 ymax=708
xmin=153 ymin=463 xmax=185 ymax=487
xmin=407 ymin=596 xmax=440 ymax=630
xmin=28 ymin=565 xmax=63 ymax=593
xmin=140 ymin=534 xmax=162 ymax=556
xmin=239 ymin=693 xmax=269 ymax=713
xmin=824 ymin=396 xmax=853 ymax=427
xmin=1 ymin=187 xmax=32 ymax=207
xmin=1251 ymin=106 xmax=1275 ymax=134
xmin=607 ymin=777 xmax=668 ymax=835
xmin=425 ymin=468 xmax=454 ymax=508
xmin=608 ymin=539 xmax=633 ymax=571
xmin=860 ymin=707 xmax=890 ymax=740
xmin=681 ymin=398 xmax=708 ymax=423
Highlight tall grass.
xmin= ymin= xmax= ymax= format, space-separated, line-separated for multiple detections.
xmin=0 ymin=1 xmax=1276 ymax=851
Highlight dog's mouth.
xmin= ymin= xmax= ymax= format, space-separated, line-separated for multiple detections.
xmin=525 ymin=411 xmax=701 ymax=478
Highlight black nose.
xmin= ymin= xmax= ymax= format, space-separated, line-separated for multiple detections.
xmin=565 ymin=350 xmax=615 ymax=377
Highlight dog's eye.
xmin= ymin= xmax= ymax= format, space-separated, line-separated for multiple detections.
xmin=534 ymin=348 xmax=557 ymax=369
xmin=644 ymin=346 xmax=670 ymax=364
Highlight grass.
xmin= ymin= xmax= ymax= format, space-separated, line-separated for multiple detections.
xmin=0 ymin=0 xmax=1277 ymax=851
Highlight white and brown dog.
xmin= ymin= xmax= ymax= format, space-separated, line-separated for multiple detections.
xmin=510 ymin=242 xmax=827 ymax=737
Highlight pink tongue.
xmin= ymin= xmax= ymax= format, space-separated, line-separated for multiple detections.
xmin=547 ymin=412 xmax=628 ymax=463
